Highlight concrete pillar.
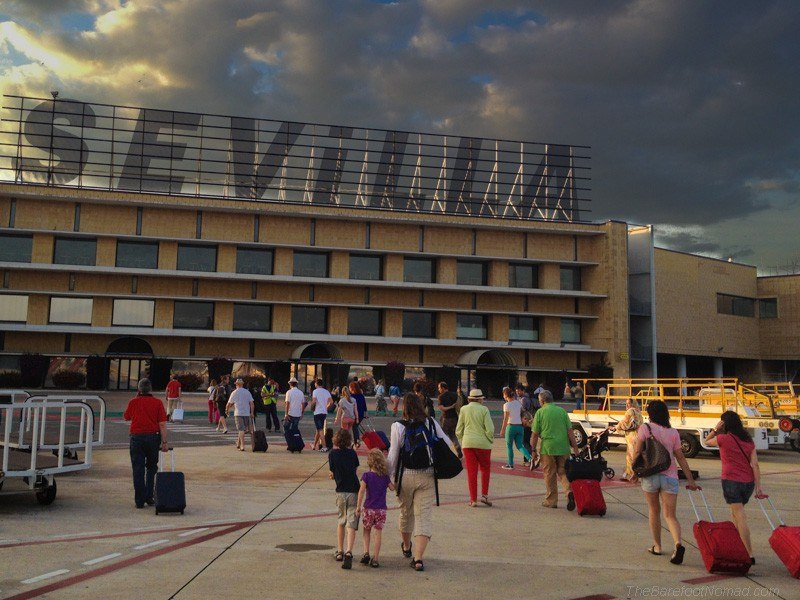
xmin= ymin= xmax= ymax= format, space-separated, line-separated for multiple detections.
xmin=677 ymin=355 xmax=687 ymax=395
xmin=713 ymin=357 xmax=724 ymax=379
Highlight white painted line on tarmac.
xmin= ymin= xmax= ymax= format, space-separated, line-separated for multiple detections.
xmin=21 ymin=569 xmax=70 ymax=584
xmin=50 ymin=531 xmax=102 ymax=539
xmin=82 ymin=552 xmax=122 ymax=566
xmin=178 ymin=527 xmax=209 ymax=537
xmin=0 ymin=539 xmax=20 ymax=544
xmin=133 ymin=539 xmax=170 ymax=550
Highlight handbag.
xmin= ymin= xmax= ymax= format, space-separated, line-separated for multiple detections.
xmin=432 ymin=436 xmax=463 ymax=480
xmin=633 ymin=423 xmax=672 ymax=478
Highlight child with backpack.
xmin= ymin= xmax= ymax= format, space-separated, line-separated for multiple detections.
xmin=356 ymin=449 xmax=395 ymax=568
xmin=329 ymin=428 xmax=360 ymax=569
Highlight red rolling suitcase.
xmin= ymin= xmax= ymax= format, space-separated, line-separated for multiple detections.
xmin=758 ymin=495 xmax=800 ymax=578
xmin=688 ymin=490 xmax=750 ymax=574
xmin=360 ymin=421 xmax=387 ymax=451
xmin=571 ymin=479 xmax=606 ymax=516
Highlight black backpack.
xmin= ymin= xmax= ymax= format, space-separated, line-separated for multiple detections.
xmin=399 ymin=419 xmax=436 ymax=470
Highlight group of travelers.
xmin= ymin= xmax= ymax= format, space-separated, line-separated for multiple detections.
xmin=123 ymin=375 xmax=769 ymax=570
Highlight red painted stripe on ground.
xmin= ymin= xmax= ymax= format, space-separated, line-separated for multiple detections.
xmin=681 ymin=574 xmax=736 ymax=585
xmin=568 ymin=594 xmax=615 ymax=600
xmin=4 ymin=522 xmax=250 ymax=600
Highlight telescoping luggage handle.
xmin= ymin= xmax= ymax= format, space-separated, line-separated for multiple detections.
xmin=158 ymin=447 xmax=176 ymax=472
xmin=756 ymin=494 xmax=785 ymax=531
xmin=687 ymin=488 xmax=714 ymax=523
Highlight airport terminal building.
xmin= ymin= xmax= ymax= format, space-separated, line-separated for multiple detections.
xmin=0 ymin=95 xmax=797 ymax=392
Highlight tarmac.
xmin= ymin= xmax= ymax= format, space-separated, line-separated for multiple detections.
xmin=0 ymin=391 xmax=798 ymax=599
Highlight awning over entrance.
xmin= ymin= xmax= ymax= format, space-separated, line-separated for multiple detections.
xmin=455 ymin=349 xmax=516 ymax=368
xmin=106 ymin=336 xmax=153 ymax=356
xmin=291 ymin=342 xmax=343 ymax=362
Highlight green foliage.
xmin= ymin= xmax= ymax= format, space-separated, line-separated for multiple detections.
xmin=52 ymin=369 xmax=86 ymax=389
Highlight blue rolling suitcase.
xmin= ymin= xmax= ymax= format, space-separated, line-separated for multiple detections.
xmin=376 ymin=430 xmax=390 ymax=451
xmin=155 ymin=449 xmax=186 ymax=515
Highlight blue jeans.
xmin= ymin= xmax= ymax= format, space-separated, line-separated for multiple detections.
xmin=505 ymin=424 xmax=532 ymax=465
xmin=130 ymin=433 xmax=160 ymax=507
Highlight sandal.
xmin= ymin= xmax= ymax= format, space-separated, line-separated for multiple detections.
xmin=480 ymin=495 xmax=493 ymax=507
xmin=334 ymin=551 xmax=344 ymax=562
xmin=401 ymin=542 xmax=412 ymax=558
xmin=370 ymin=559 xmax=380 ymax=568
xmin=670 ymin=544 xmax=685 ymax=565
xmin=360 ymin=552 xmax=371 ymax=565
xmin=467 ymin=501 xmax=478 ymax=507
xmin=342 ymin=552 xmax=353 ymax=570
xmin=411 ymin=559 xmax=424 ymax=572
xmin=648 ymin=546 xmax=662 ymax=556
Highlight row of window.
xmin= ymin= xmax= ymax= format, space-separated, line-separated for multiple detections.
xmin=0 ymin=294 xmax=583 ymax=342
xmin=716 ymin=294 xmax=778 ymax=319
xmin=0 ymin=233 xmax=583 ymax=290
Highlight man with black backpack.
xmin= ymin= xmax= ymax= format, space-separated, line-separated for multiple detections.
xmin=386 ymin=393 xmax=455 ymax=573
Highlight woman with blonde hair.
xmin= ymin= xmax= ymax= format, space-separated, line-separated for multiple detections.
xmin=612 ymin=397 xmax=643 ymax=481
xmin=356 ymin=449 xmax=395 ymax=567
xmin=335 ymin=386 xmax=357 ymax=431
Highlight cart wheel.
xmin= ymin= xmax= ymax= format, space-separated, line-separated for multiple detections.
xmin=35 ymin=478 xmax=57 ymax=505
xmin=604 ymin=468 xmax=615 ymax=480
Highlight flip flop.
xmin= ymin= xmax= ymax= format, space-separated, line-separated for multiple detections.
xmin=401 ymin=542 xmax=412 ymax=558
xmin=480 ymin=495 xmax=493 ymax=507
xmin=670 ymin=544 xmax=685 ymax=565
xmin=648 ymin=546 xmax=662 ymax=556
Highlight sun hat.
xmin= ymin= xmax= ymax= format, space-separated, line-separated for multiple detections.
xmin=468 ymin=388 xmax=485 ymax=400
xmin=288 ymin=377 xmax=298 ymax=384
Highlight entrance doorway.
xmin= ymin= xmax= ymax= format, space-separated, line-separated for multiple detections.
xmin=108 ymin=358 xmax=146 ymax=391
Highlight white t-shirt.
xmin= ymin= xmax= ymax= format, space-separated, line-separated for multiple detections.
xmin=228 ymin=387 xmax=254 ymax=417
xmin=504 ymin=398 xmax=523 ymax=425
xmin=312 ymin=387 xmax=332 ymax=415
xmin=285 ymin=387 xmax=305 ymax=417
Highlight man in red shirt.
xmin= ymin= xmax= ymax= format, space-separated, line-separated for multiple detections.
xmin=165 ymin=373 xmax=182 ymax=422
xmin=124 ymin=378 xmax=169 ymax=509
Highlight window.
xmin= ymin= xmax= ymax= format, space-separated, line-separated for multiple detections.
xmin=509 ymin=263 xmax=538 ymax=288
xmin=509 ymin=315 xmax=539 ymax=341
xmin=112 ymin=299 xmax=155 ymax=327
xmin=236 ymin=247 xmax=274 ymax=275
xmin=560 ymin=266 xmax=581 ymax=291
xmin=293 ymin=251 xmax=328 ymax=278
xmin=54 ymin=237 xmax=96 ymax=266
xmin=561 ymin=318 xmax=581 ymax=343
xmin=233 ymin=303 xmax=272 ymax=331
xmin=0 ymin=294 xmax=28 ymax=322
xmin=0 ymin=233 xmax=33 ymax=263
xmin=402 ymin=311 xmax=436 ymax=338
xmin=457 ymin=260 xmax=487 ymax=286
xmin=348 ymin=308 xmax=382 ymax=335
xmin=176 ymin=243 xmax=217 ymax=272
xmin=116 ymin=240 xmax=158 ymax=269
xmin=456 ymin=313 xmax=487 ymax=339
xmin=349 ymin=254 xmax=382 ymax=281
xmin=49 ymin=297 xmax=93 ymax=324
xmin=759 ymin=298 xmax=778 ymax=319
xmin=291 ymin=306 xmax=327 ymax=333
xmin=717 ymin=293 xmax=755 ymax=317
xmin=173 ymin=300 xmax=214 ymax=329
xmin=404 ymin=257 xmax=436 ymax=283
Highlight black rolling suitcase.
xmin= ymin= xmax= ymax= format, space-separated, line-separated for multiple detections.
xmin=252 ymin=429 xmax=268 ymax=452
xmin=284 ymin=421 xmax=304 ymax=453
xmin=155 ymin=448 xmax=186 ymax=515
xmin=325 ymin=427 xmax=334 ymax=451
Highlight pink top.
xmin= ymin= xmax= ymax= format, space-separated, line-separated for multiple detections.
xmin=716 ymin=433 xmax=755 ymax=483
xmin=637 ymin=423 xmax=681 ymax=480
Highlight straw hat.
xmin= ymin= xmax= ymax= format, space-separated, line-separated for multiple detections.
xmin=468 ymin=388 xmax=485 ymax=400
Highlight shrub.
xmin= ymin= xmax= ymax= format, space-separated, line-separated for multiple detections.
xmin=86 ymin=355 xmax=107 ymax=390
xmin=175 ymin=372 xmax=204 ymax=392
xmin=384 ymin=361 xmax=406 ymax=388
xmin=243 ymin=375 xmax=266 ymax=391
xmin=207 ymin=357 xmax=234 ymax=382
xmin=148 ymin=358 xmax=173 ymax=391
xmin=0 ymin=371 xmax=22 ymax=387
xmin=52 ymin=369 xmax=86 ymax=389
xmin=413 ymin=377 xmax=438 ymax=399
xmin=20 ymin=353 xmax=49 ymax=388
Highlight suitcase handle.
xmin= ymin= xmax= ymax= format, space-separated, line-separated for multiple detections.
xmin=686 ymin=488 xmax=713 ymax=523
xmin=756 ymin=495 xmax=785 ymax=530
xmin=159 ymin=448 xmax=176 ymax=472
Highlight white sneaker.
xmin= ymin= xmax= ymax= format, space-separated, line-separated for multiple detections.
xmin=501 ymin=464 xmax=514 ymax=470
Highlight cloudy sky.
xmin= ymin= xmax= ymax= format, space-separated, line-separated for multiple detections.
xmin=1 ymin=0 xmax=799 ymax=272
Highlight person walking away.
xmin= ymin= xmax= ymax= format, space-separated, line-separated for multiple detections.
xmin=350 ymin=381 xmax=368 ymax=449
xmin=572 ymin=380 xmax=584 ymax=411
xmin=516 ymin=383 xmax=537 ymax=455
xmin=215 ymin=378 xmax=229 ymax=433
xmin=356 ymin=449 xmax=395 ymax=568
xmin=456 ymin=388 xmax=495 ymax=507
xmin=165 ymin=373 xmax=181 ymax=422
xmin=335 ymin=387 xmax=357 ymax=431
xmin=226 ymin=378 xmax=255 ymax=451
xmin=250 ymin=381 xmax=264 ymax=427
xmin=500 ymin=386 xmax=532 ymax=469
xmin=704 ymin=411 xmax=762 ymax=564
xmin=437 ymin=381 xmax=461 ymax=458
xmin=311 ymin=379 xmax=333 ymax=452
xmin=123 ymin=378 xmax=168 ymax=509
xmin=284 ymin=377 xmax=305 ymax=434
xmin=631 ymin=399 xmax=699 ymax=564
xmin=207 ymin=379 xmax=217 ymax=424
xmin=261 ymin=377 xmax=281 ymax=432
xmin=387 ymin=393 xmax=455 ymax=572
xmin=374 ymin=380 xmax=387 ymax=416
xmin=329 ymin=428 xmax=360 ymax=570
xmin=530 ymin=390 xmax=579 ymax=509
xmin=389 ymin=383 xmax=402 ymax=417
xmin=611 ymin=397 xmax=643 ymax=481
xmin=563 ymin=380 xmax=573 ymax=401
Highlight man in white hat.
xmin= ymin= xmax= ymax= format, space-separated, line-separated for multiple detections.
xmin=225 ymin=378 xmax=255 ymax=451
xmin=284 ymin=377 xmax=306 ymax=434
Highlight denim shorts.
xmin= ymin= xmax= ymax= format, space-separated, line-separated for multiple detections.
xmin=313 ymin=413 xmax=326 ymax=431
xmin=640 ymin=473 xmax=679 ymax=495
xmin=721 ymin=479 xmax=755 ymax=505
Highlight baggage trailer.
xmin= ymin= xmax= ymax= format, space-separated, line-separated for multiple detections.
xmin=742 ymin=382 xmax=800 ymax=452
xmin=0 ymin=395 xmax=105 ymax=505
xmin=570 ymin=378 xmax=773 ymax=458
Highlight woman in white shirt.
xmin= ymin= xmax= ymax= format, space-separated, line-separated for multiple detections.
xmin=498 ymin=386 xmax=532 ymax=469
